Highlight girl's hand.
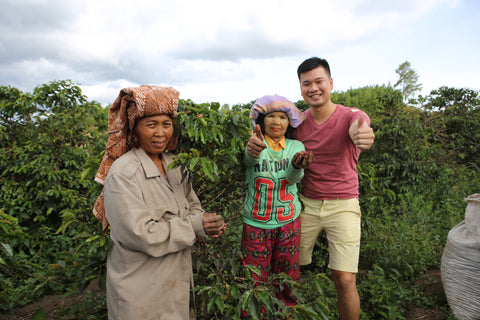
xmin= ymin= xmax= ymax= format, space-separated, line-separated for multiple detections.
xmin=246 ymin=125 xmax=267 ymax=158
xmin=292 ymin=151 xmax=313 ymax=169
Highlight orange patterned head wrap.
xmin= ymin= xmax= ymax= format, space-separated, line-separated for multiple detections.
xmin=93 ymin=85 xmax=180 ymax=231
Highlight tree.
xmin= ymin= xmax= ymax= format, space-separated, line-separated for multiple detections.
xmin=0 ymin=80 xmax=109 ymax=311
xmin=421 ymin=87 xmax=480 ymax=168
xmin=330 ymin=84 xmax=402 ymax=120
xmin=394 ymin=61 xmax=422 ymax=103
xmin=0 ymin=80 xmax=107 ymax=230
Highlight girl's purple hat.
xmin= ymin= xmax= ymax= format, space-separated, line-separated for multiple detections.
xmin=249 ymin=94 xmax=305 ymax=128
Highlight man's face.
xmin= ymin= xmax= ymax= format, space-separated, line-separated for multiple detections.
xmin=299 ymin=66 xmax=333 ymax=108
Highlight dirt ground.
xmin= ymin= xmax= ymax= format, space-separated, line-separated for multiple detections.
xmin=404 ymin=270 xmax=448 ymax=320
xmin=0 ymin=279 xmax=103 ymax=320
xmin=1 ymin=270 xmax=448 ymax=319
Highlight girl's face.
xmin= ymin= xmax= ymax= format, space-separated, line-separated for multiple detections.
xmin=135 ymin=114 xmax=173 ymax=159
xmin=264 ymin=111 xmax=289 ymax=140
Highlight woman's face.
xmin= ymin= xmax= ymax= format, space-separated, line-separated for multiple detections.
xmin=135 ymin=114 xmax=173 ymax=158
xmin=264 ymin=111 xmax=289 ymax=140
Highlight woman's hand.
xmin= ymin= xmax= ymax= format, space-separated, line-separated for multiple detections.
xmin=202 ymin=213 xmax=227 ymax=238
xmin=292 ymin=151 xmax=313 ymax=169
xmin=247 ymin=125 xmax=267 ymax=158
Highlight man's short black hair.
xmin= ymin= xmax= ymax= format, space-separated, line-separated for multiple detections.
xmin=297 ymin=57 xmax=331 ymax=79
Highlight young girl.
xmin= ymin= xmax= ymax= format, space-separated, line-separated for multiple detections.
xmin=242 ymin=94 xmax=312 ymax=313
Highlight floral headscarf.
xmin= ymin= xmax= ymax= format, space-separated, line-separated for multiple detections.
xmin=93 ymin=85 xmax=179 ymax=231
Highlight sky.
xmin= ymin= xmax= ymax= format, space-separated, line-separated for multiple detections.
xmin=1 ymin=0 xmax=479 ymax=107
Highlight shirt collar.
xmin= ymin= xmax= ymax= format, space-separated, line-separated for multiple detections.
xmin=265 ymin=135 xmax=286 ymax=152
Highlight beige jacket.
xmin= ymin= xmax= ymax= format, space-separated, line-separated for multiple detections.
xmin=104 ymin=148 xmax=206 ymax=320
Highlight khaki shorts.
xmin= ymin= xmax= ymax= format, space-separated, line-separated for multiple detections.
xmin=299 ymin=195 xmax=361 ymax=273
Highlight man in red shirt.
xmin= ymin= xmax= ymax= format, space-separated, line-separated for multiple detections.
xmin=247 ymin=57 xmax=375 ymax=320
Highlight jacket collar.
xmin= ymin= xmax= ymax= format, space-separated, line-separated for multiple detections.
xmin=133 ymin=148 xmax=173 ymax=179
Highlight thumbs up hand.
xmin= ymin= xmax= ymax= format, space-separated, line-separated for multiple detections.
xmin=247 ymin=124 xmax=267 ymax=158
xmin=350 ymin=113 xmax=375 ymax=150
xmin=357 ymin=113 xmax=366 ymax=128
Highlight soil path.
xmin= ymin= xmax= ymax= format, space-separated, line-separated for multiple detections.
xmin=1 ymin=271 xmax=449 ymax=319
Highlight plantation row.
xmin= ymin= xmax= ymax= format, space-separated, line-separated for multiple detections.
xmin=1 ymin=80 xmax=479 ymax=319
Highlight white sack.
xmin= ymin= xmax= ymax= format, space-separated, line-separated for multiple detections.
xmin=441 ymin=194 xmax=480 ymax=320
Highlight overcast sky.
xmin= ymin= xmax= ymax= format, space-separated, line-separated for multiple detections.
xmin=1 ymin=0 xmax=479 ymax=106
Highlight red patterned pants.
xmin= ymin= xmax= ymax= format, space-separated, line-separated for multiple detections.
xmin=241 ymin=218 xmax=300 ymax=309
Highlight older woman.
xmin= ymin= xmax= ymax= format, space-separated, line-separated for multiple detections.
xmin=93 ymin=85 xmax=225 ymax=320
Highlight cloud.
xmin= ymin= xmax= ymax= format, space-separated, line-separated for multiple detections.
xmin=0 ymin=0 xmax=472 ymax=105
xmin=0 ymin=0 xmax=77 ymax=31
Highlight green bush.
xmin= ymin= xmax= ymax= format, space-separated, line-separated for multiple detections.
xmin=1 ymin=81 xmax=479 ymax=319
xmin=0 ymin=81 xmax=109 ymax=314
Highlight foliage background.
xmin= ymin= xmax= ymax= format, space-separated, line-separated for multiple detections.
xmin=0 ymin=80 xmax=479 ymax=319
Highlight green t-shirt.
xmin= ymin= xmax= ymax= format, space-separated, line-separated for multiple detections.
xmin=243 ymin=139 xmax=305 ymax=229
